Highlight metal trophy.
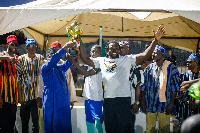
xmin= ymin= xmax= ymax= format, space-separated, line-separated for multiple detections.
xmin=66 ymin=20 xmax=83 ymax=47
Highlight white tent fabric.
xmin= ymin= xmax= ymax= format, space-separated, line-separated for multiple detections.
xmin=0 ymin=0 xmax=200 ymax=51
xmin=2 ymin=0 xmax=200 ymax=23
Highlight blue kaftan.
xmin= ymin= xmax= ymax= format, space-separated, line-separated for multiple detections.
xmin=41 ymin=48 xmax=72 ymax=133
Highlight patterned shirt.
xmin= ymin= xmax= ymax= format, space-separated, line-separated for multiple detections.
xmin=141 ymin=62 xmax=179 ymax=113
xmin=129 ymin=65 xmax=144 ymax=104
xmin=0 ymin=51 xmax=18 ymax=104
xmin=176 ymin=70 xmax=200 ymax=120
xmin=16 ymin=54 xmax=44 ymax=101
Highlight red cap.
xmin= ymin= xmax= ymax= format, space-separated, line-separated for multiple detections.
xmin=51 ymin=41 xmax=61 ymax=48
xmin=6 ymin=35 xmax=17 ymax=43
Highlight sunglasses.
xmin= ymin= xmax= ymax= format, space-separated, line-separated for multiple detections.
xmin=187 ymin=61 xmax=194 ymax=63
xmin=9 ymin=42 xmax=19 ymax=47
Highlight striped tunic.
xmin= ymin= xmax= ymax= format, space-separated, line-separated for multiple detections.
xmin=0 ymin=51 xmax=18 ymax=104
xmin=141 ymin=62 xmax=179 ymax=113
xmin=176 ymin=70 xmax=200 ymax=120
xmin=16 ymin=54 xmax=44 ymax=101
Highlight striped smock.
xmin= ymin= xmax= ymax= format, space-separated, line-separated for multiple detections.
xmin=0 ymin=51 xmax=18 ymax=104
xmin=16 ymin=54 xmax=44 ymax=102
xmin=141 ymin=62 xmax=179 ymax=113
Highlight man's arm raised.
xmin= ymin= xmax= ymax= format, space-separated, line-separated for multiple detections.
xmin=79 ymin=42 xmax=95 ymax=68
xmin=136 ymin=25 xmax=165 ymax=65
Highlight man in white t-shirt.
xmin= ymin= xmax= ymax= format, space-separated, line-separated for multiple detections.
xmin=79 ymin=26 xmax=165 ymax=133
xmin=72 ymin=45 xmax=103 ymax=133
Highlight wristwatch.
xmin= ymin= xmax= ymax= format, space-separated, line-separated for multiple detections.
xmin=134 ymin=101 xmax=140 ymax=105
xmin=186 ymin=99 xmax=190 ymax=104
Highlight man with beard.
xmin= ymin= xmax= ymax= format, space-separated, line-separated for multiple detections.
xmin=176 ymin=53 xmax=200 ymax=132
xmin=16 ymin=39 xmax=44 ymax=133
xmin=79 ymin=26 xmax=165 ymax=133
xmin=140 ymin=45 xmax=179 ymax=133
xmin=0 ymin=35 xmax=20 ymax=133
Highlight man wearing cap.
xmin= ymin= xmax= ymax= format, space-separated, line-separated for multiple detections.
xmin=176 ymin=53 xmax=200 ymax=132
xmin=0 ymin=35 xmax=20 ymax=133
xmin=140 ymin=45 xmax=179 ymax=133
xmin=16 ymin=39 xmax=44 ymax=133
xmin=41 ymin=41 xmax=76 ymax=133
xmin=119 ymin=40 xmax=144 ymax=133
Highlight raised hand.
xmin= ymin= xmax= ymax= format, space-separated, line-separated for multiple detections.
xmin=63 ymin=41 xmax=77 ymax=50
xmin=66 ymin=53 xmax=77 ymax=63
xmin=180 ymin=86 xmax=187 ymax=93
xmin=153 ymin=25 xmax=165 ymax=41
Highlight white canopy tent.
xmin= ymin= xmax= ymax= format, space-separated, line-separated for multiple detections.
xmin=0 ymin=0 xmax=200 ymax=52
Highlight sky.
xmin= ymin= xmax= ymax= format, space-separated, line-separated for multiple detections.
xmin=0 ymin=0 xmax=35 ymax=7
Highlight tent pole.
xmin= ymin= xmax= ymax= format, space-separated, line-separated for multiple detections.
xmin=196 ymin=38 xmax=200 ymax=53
xmin=43 ymin=35 xmax=48 ymax=57
xmin=122 ymin=17 xmax=124 ymax=32
xmin=99 ymin=26 xmax=102 ymax=47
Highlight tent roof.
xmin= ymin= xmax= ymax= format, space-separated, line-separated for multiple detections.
xmin=22 ymin=11 xmax=199 ymax=52
xmin=0 ymin=0 xmax=200 ymax=52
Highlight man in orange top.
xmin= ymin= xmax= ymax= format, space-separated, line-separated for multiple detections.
xmin=0 ymin=35 xmax=20 ymax=133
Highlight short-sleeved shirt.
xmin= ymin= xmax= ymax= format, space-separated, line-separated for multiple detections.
xmin=141 ymin=62 xmax=179 ymax=113
xmin=82 ymin=61 xmax=103 ymax=101
xmin=93 ymin=55 xmax=136 ymax=98
xmin=0 ymin=51 xmax=18 ymax=104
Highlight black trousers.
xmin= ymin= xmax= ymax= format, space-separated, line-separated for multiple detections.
xmin=20 ymin=99 xmax=38 ymax=133
xmin=131 ymin=113 xmax=136 ymax=133
xmin=103 ymin=97 xmax=132 ymax=133
xmin=0 ymin=102 xmax=17 ymax=133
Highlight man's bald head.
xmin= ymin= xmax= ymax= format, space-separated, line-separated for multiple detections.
xmin=181 ymin=114 xmax=200 ymax=133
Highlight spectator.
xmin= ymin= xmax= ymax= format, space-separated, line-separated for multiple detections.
xmin=16 ymin=39 xmax=44 ymax=133
xmin=119 ymin=40 xmax=144 ymax=133
xmin=176 ymin=53 xmax=200 ymax=132
xmin=167 ymin=50 xmax=176 ymax=65
xmin=141 ymin=45 xmax=179 ymax=133
xmin=0 ymin=35 xmax=20 ymax=133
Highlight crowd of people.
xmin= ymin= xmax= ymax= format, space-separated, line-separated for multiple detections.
xmin=0 ymin=25 xmax=200 ymax=133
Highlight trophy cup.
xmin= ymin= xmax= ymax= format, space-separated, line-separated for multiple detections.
xmin=66 ymin=20 xmax=83 ymax=47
